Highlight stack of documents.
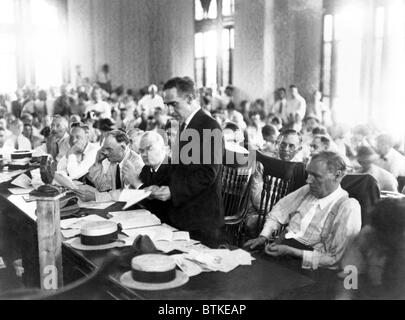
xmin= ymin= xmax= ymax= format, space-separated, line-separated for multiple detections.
xmin=108 ymin=210 xmax=161 ymax=230
xmin=170 ymin=248 xmax=255 ymax=277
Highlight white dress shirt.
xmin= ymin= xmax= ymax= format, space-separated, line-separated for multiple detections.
xmin=3 ymin=134 xmax=32 ymax=151
xmin=375 ymin=148 xmax=405 ymax=178
xmin=285 ymin=96 xmax=307 ymax=123
xmin=260 ymin=185 xmax=361 ymax=270
xmin=57 ymin=142 xmax=100 ymax=180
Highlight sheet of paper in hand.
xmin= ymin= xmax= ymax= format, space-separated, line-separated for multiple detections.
xmin=54 ymin=172 xmax=77 ymax=190
xmin=118 ymin=189 xmax=152 ymax=210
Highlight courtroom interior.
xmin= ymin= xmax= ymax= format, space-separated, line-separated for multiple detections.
xmin=0 ymin=0 xmax=405 ymax=301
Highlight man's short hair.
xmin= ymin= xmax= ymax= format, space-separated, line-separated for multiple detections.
xmin=163 ymin=77 xmax=196 ymax=98
xmin=356 ymin=145 xmax=376 ymax=158
xmin=223 ymin=122 xmax=240 ymax=132
xmin=278 ymin=88 xmax=286 ymax=94
xmin=279 ymin=129 xmax=303 ymax=145
xmin=312 ymin=126 xmax=328 ymax=136
xmin=262 ymin=125 xmax=278 ymax=138
xmin=52 ymin=115 xmax=68 ymax=128
xmin=107 ymin=130 xmax=130 ymax=145
xmin=377 ymin=133 xmax=395 ymax=148
xmin=314 ymin=134 xmax=332 ymax=149
xmin=141 ymin=131 xmax=165 ymax=149
xmin=70 ymin=122 xmax=90 ymax=134
xmin=289 ymin=85 xmax=297 ymax=90
xmin=311 ymin=151 xmax=347 ymax=174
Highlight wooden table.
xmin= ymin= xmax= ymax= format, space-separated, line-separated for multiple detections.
xmin=0 ymin=179 xmax=332 ymax=300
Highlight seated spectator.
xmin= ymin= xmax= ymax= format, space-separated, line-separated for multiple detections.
xmin=84 ymin=130 xmax=144 ymax=199
xmin=94 ymin=118 xmax=115 ymax=146
xmin=339 ymin=198 xmax=405 ymax=299
xmin=310 ymin=135 xmax=333 ymax=156
xmin=245 ymin=130 xmax=304 ymax=237
xmin=138 ymin=84 xmax=164 ymax=118
xmin=224 ymin=102 xmax=247 ymax=131
xmin=260 ymin=124 xmax=279 ymax=156
xmin=375 ymin=133 xmax=405 ymax=178
xmin=35 ymin=115 xmax=70 ymax=162
xmin=57 ymin=124 xmax=100 ymax=180
xmin=86 ymin=86 xmax=112 ymax=119
xmin=247 ymin=111 xmax=265 ymax=150
xmin=223 ymin=122 xmax=248 ymax=154
xmin=351 ymin=124 xmax=373 ymax=151
xmin=22 ymin=123 xmax=43 ymax=149
xmin=356 ymin=146 xmax=398 ymax=192
xmin=127 ymin=128 xmax=144 ymax=154
xmin=3 ymin=119 xmax=32 ymax=151
xmin=245 ymin=151 xmax=361 ymax=270
xmin=0 ymin=127 xmax=7 ymax=152
xmin=53 ymin=84 xmax=76 ymax=118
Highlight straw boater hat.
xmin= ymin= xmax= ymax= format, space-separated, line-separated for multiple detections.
xmin=120 ymin=254 xmax=189 ymax=291
xmin=69 ymin=221 xmax=126 ymax=251
xmin=9 ymin=150 xmax=32 ymax=170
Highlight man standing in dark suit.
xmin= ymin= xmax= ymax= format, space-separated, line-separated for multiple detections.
xmin=146 ymin=77 xmax=224 ymax=247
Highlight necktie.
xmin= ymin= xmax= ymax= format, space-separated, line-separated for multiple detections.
xmin=116 ymin=165 xmax=122 ymax=190
xmin=14 ymin=137 xmax=19 ymax=150
xmin=180 ymin=122 xmax=186 ymax=134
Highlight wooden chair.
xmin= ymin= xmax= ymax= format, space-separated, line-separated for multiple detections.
xmin=255 ymin=151 xmax=307 ymax=237
xmin=221 ymin=150 xmax=253 ymax=246
xmin=341 ymin=173 xmax=380 ymax=226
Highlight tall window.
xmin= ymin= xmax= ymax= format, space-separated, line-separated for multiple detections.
xmin=0 ymin=0 xmax=67 ymax=93
xmin=322 ymin=0 xmax=405 ymax=138
xmin=0 ymin=0 xmax=18 ymax=92
xmin=194 ymin=0 xmax=235 ymax=88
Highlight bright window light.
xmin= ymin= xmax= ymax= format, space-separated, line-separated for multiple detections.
xmin=0 ymin=0 xmax=15 ymax=24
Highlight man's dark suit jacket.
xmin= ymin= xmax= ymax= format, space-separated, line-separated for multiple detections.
xmin=139 ymin=163 xmax=171 ymax=224
xmin=168 ymin=109 xmax=224 ymax=238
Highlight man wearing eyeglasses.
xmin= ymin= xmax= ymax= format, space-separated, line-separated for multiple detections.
xmin=245 ymin=130 xmax=306 ymax=238
xmin=144 ymin=77 xmax=224 ymax=248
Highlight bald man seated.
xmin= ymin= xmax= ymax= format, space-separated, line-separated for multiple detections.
xmin=137 ymin=131 xmax=171 ymax=222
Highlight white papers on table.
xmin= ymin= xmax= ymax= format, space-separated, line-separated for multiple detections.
xmin=0 ymin=170 xmax=26 ymax=184
xmin=154 ymin=240 xmax=204 ymax=254
xmin=108 ymin=209 xmax=160 ymax=230
xmin=11 ymin=174 xmax=32 ymax=189
xmin=7 ymin=195 xmax=37 ymax=221
xmin=118 ymin=189 xmax=151 ymax=210
xmin=181 ymin=248 xmax=255 ymax=273
xmin=171 ymin=254 xmax=204 ymax=277
xmin=121 ymin=224 xmax=176 ymax=239
xmin=165 ymin=248 xmax=256 ymax=277
xmin=77 ymin=200 xmax=115 ymax=210
xmin=8 ymin=187 xmax=34 ymax=195
xmin=60 ymin=214 xmax=107 ymax=230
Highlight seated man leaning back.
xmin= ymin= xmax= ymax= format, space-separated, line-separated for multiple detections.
xmin=244 ymin=151 xmax=361 ymax=270
xmin=75 ymin=130 xmax=144 ymax=202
